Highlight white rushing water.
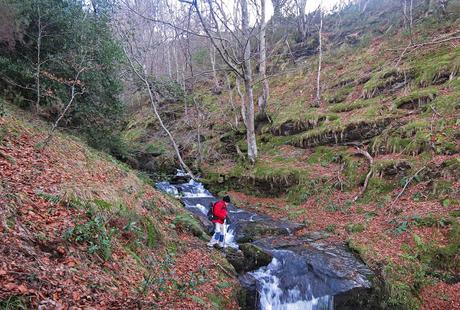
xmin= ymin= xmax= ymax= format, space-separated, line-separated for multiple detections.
xmin=251 ymin=255 xmax=333 ymax=310
xmin=156 ymin=174 xmax=334 ymax=309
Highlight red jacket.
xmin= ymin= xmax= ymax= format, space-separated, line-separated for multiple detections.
xmin=212 ymin=200 xmax=228 ymax=224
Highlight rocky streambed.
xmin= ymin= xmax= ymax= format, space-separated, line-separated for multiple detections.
xmin=156 ymin=178 xmax=377 ymax=310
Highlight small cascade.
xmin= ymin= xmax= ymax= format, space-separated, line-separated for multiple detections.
xmin=156 ymin=172 xmax=373 ymax=310
xmin=156 ymin=177 xmax=238 ymax=249
xmin=250 ymin=251 xmax=333 ymax=310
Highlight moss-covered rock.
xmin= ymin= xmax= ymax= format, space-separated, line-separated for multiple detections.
xmin=291 ymin=118 xmax=393 ymax=148
xmin=225 ymin=244 xmax=273 ymax=273
xmin=394 ymin=88 xmax=438 ymax=110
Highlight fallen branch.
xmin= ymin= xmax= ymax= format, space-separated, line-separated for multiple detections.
xmin=395 ymin=34 xmax=460 ymax=65
xmin=214 ymin=262 xmax=236 ymax=277
xmin=236 ymin=144 xmax=246 ymax=160
xmin=353 ymin=146 xmax=374 ymax=202
xmin=390 ymin=166 xmax=426 ymax=207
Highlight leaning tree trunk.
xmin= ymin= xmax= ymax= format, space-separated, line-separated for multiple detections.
xmin=241 ymin=0 xmax=257 ymax=163
xmin=314 ymin=7 xmax=323 ymax=106
xmin=258 ymin=0 xmax=269 ymax=117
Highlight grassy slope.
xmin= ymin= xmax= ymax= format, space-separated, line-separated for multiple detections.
xmin=0 ymin=103 xmax=238 ymax=309
xmin=197 ymin=16 xmax=460 ymax=310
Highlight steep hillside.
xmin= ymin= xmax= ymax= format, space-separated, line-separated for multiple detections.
xmin=0 ymin=103 xmax=239 ymax=309
xmin=197 ymin=17 xmax=460 ymax=310
xmin=114 ymin=9 xmax=460 ymax=310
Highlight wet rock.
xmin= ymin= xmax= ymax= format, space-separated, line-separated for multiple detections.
xmin=235 ymin=220 xmax=304 ymax=243
xmin=240 ymin=243 xmax=273 ymax=271
xmin=237 ymin=273 xmax=259 ymax=310
xmin=250 ymin=236 xmax=376 ymax=308
xmin=271 ymin=117 xmax=326 ymax=136
xmin=171 ymin=174 xmax=191 ymax=184
xmin=375 ymin=161 xmax=412 ymax=178
xmin=292 ymin=118 xmax=393 ymax=148
xmin=225 ymin=244 xmax=272 ymax=273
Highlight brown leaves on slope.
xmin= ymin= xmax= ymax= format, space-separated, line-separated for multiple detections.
xmin=0 ymin=116 xmax=238 ymax=309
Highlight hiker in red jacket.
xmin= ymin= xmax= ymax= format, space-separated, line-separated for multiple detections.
xmin=207 ymin=196 xmax=231 ymax=248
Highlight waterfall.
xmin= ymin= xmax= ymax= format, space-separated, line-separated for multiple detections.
xmin=156 ymin=176 xmax=335 ymax=309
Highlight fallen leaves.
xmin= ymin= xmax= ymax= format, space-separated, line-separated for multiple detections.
xmin=0 ymin=116 xmax=239 ymax=308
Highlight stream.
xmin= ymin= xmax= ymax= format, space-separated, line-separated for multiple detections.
xmin=156 ymin=176 xmax=374 ymax=310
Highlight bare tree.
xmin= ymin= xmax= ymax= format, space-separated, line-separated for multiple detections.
xmin=295 ymin=0 xmax=308 ymax=40
xmin=189 ymin=0 xmax=258 ymax=163
xmin=241 ymin=0 xmax=257 ymax=162
xmin=209 ymin=43 xmax=220 ymax=91
xmin=258 ymin=0 xmax=270 ymax=117
xmin=225 ymin=73 xmax=239 ymax=128
xmin=314 ymin=6 xmax=323 ymax=106
xmin=35 ymin=3 xmax=43 ymax=113
xmin=43 ymin=66 xmax=86 ymax=145
xmin=122 ymin=44 xmax=195 ymax=178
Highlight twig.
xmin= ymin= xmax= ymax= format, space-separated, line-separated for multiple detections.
xmin=214 ymin=262 xmax=236 ymax=277
xmin=337 ymin=162 xmax=345 ymax=191
xmin=390 ymin=166 xmax=426 ymax=207
xmin=353 ymin=146 xmax=374 ymax=202
xmin=395 ymin=35 xmax=460 ymax=65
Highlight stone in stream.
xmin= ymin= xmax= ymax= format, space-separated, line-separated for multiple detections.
xmin=234 ymin=219 xmax=305 ymax=243
xmin=156 ymin=179 xmax=377 ymax=309
xmin=225 ymin=243 xmax=273 ymax=273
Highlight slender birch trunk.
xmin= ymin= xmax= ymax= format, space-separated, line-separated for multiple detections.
xmin=35 ymin=4 xmax=42 ymax=114
xmin=123 ymin=47 xmax=195 ymax=178
xmin=226 ymin=73 xmax=239 ymax=127
xmin=210 ymin=44 xmax=220 ymax=90
xmin=241 ymin=0 xmax=257 ymax=163
xmin=236 ymin=77 xmax=247 ymax=127
xmin=258 ymin=0 xmax=269 ymax=117
xmin=315 ymin=7 xmax=323 ymax=106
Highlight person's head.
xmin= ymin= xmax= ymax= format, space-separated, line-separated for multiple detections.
xmin=223 ymin=195 xmax=231 ymax=203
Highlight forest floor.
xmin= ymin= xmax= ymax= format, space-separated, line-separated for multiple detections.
xmin=195 ymin=21 xmax=460 ymax=309
xmin=0 ymin=105 xmax=239 ymax=309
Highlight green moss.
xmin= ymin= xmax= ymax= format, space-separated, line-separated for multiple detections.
xmin=424 ymin=91 xmax=460 ymax=115
xmin=144 ymin=141 xmax=166 ymax=156
xmin=328 ymin=99 xmax=373 ymax=113
xmin=412 ymin=46 xmax=460 ymax=86
xmin=0 ymin=296 xmax=28 ymax=309
xmin=346 ymin=223 xmax=366 ymax=233
xmin=361 ymin=178 xmax=395 ymax=203
xmin=306 ymin=146 xmax=339 ymax=165
xmin=272 ymin=102 xmax=318 ymax=127
xmin=372 ymin=120 xmax=434 ymax=155
xmin=393 ymin=88 xmax=438 ymax=109
xmin=346 ymin=238 xmax=369 ymax=257
xmin=362 ymin=68 xmax=410 ymax=99
xmin=430 ymin=180 xmax=453 ymax=198
xmin=172 ymin=214 xmax=209 ymax=241
xmin=448 ymin=210 xmax=460 ymax=217
xmin=323 ymin=84 xmax=354 ymax=104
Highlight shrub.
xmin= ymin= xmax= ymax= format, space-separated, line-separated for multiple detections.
xmin=64 ymin=215 xmax=115 ymax=260
xmin=346 ymin=223 xmax=365 ymax=233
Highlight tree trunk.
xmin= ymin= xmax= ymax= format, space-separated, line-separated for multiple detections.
xmin=226 ymin=73 xmax=239 ymax=127
xmin=241 ymin=0 xmax=257 ymax=163
xmin=315 ymin=7 xmax=323 ymax=106
xmin=35 ymin=4 xmax=42 ymax=114
xmin=297 ymin=0 xmax=308 ymax=40
xmin=258 ymin=0 xmax=269 ymax=117
xmin=210 ymin=44 xmax=220 ymax=90
xmin=236 ymin=77 xmax=247 ymax=127
xmin=122 ymin=46 xmax=195 ymax=178
xmin=173 ymin=43 xmax=180 ymax=84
